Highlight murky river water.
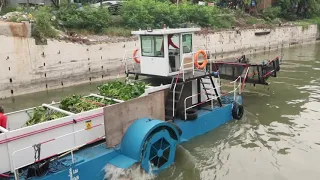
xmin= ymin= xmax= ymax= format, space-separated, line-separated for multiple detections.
xmin=1 ymin=43 xmax=320 ymax=180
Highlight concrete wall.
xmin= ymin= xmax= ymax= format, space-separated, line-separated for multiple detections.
xmin=104 ymin=90 xmax=165 ymax=147
xmin=0 ymin=24 xmax=319 ymax=99
xmin=0 ymin=21 xmax=31 ymax=38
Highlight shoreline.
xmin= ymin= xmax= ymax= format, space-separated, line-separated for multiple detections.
xmin=0 ymin=24 xmax=319 ymax=99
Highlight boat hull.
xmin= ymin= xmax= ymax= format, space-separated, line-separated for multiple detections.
xmin=13 ymin=95 xmax=242 ymax=180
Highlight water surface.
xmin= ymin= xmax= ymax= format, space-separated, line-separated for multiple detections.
xmin=1 ymin=43 xmax=320 ymax=180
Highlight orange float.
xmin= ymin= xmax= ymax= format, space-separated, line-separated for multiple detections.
xmin=194 ymin=50 xmax=208 ymax=69
xmin=133 ymin=49 xmax=140 ymax=63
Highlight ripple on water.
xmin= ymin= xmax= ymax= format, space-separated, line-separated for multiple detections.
xmin=104 ymin=163 xmax=155 ymax=180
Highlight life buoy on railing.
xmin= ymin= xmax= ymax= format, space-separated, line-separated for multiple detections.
xmin=194 ymin=50 xmax=208 ymax=69
xmin=133 ymin=49 xmax=140 ymax=63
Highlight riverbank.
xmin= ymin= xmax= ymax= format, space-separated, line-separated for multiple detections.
xmin=1 ymin=2 xmax=320 ymax=41
xmin=0 ymin=24 xmax=319 ymax=99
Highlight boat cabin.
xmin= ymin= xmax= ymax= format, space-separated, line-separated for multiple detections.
xmin=131 ymin=27 xmax=201 ymax=77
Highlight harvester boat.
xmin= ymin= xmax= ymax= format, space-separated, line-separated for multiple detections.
xmin=0 ymin=27 xmax=282 ymax=180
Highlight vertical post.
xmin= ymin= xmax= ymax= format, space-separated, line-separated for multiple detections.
xmin=233 ymin=79 xmax=236 ymax=101
xmin=173 ymin=88 xmax=175 ymax=117
xmin=197 ymin=79 xmax=201 ymax=110
xmin=125 ymin=50 xmax=128 ymax=74
xmin=182 ymin=54 xmax=185 ymax=81
xmin=192 ymin=52 xmax=195 ymax=77
xmin=239 ymin=77 xmax=242 ymax=95
xmin=184 ymin=99 xmax=187 ymax=120
xmin=71 ymin=150 xmax=75 ymax=164
xmin=14 ymin=170 xmax=19 ymax=180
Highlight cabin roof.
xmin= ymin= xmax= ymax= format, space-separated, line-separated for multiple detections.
xmin=131 ymin=28 xmax=201 ymax=35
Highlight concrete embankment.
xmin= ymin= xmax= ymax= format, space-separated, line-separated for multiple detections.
xmin=0 ymin=22 xmax=319 ymax=99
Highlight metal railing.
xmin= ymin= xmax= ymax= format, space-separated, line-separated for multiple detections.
xmin=11 ymin=123 xmax=104 ymax=180
xmin=171 ymin=50 xmax=212 ymax=117
xmin=178 ymin=50 xmax=213 ymax=81
xmin=123 ymin=49 xmax=139 ymax=75
xmin=183 ymin=75 xmax=242 ymax=120
xmin=241 ymin=67 xmax=250 ymax=91
xmin=0 ymin=126 xmax=8 ymax=133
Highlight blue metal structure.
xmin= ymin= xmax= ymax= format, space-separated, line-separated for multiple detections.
xmin=7 ymin=94 xmax=242 ymax=180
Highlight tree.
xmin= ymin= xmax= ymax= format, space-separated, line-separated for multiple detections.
xmin=0 ymin=0 xmax=6 ymax=12
xmin=279 ymin=0 xmax=320 ymax=18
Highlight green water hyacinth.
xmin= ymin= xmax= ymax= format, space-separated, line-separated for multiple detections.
xmin=97 ymin=80 xmax=148 ymax=101
xmin=25 ymin=80 xmax=147 ymax=126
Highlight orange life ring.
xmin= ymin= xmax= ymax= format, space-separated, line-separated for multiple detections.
xmin=133 ymin=49 xmax=140 ymax=63
xmin=194 ymin=50 xmax=208 ymax=69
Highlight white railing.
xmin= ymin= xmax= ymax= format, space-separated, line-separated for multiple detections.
xmin=171 ymin=50 xmax=212 ymax=118
xmin=178 ymin=50 xmax=213 ymax=81
xmin=172 ymin=71 xmax=180 ymax=117
xmin=0 ymin=126 xmax=8 ymax=133
xmin=183 ymin=75 xmax=242 ymax=120
xmin=11 ymin=123 xmax=105 ymax=180
xmin=89 ymin=94 xmax=125 ymax=103
xmin=123 ymin=49 xmax=139 ymax=75
xmin=241 ymin=67 xmax=250 ymax=91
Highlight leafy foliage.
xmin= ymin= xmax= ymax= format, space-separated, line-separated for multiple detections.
xmin=97 ymin=80 xmax=147 ymax=101
xmin=25 ymin=80 xmax=147 ymax=126
xmin=55 ymin=5 xmax=111 ymax=33
xmin=2 ymin=0 xmax=320 ymax=38
xmin=278 ymin=0 xmax=320 ymax=19
xmin=58 ymin=94 xmax=117 ymax=113
xmin=26 ymin=107 xmax=66 ymax=126
xmin=261 ymin=6 xmax=281 ymax=21
xmin=31 ymin=7 xmax=58 ymax=39
xmin=120 ymin=0 xmax=235 ymax=29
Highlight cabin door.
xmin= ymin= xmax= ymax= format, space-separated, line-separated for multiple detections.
xmin=180 ymin=33 xmax=193 ymax=71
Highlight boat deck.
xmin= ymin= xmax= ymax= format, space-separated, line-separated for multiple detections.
xmin=17 ymin=142 xmax=119 ymax=180
xmin=13 ymin=95 xmax=241 ymax=180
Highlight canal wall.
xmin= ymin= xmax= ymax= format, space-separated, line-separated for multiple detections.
xmin=0 ymin=24 xmax=319 ymax=99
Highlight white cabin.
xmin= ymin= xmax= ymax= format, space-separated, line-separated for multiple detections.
xmin=131 ymin=28 xmax=201 ymax=77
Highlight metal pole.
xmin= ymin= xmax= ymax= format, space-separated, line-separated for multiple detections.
xmin=89 ymin=94 xmax=125 ymax=103
xmin=42 ymin=104 xmax=74 ymax=116
xmin=233 ymin=80 xmax=236 ymax=101
xmin=184 ymin=99 xmax=187 ymax=120
xmin=0 ymin=126 xmax=8 ymax=133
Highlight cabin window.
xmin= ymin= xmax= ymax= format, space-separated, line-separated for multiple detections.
xmin=182 ymin=34 xmax=192 ymax=53
xmin=141 ymin=35 xmax=164 ymax=57
xmin=169 ymin=34 xmax=180 ymax=50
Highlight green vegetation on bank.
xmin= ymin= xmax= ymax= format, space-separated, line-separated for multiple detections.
xmin=1 ymin=0 xmax=320 ymax=39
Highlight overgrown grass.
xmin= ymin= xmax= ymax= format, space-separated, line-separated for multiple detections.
xmin=294 ymin=17 xmax=320 ymax=30
xmin=0 ymin=6 xmax=21 ymax=15
xmin=55 ymin=5 xmax=111 ymax=33
xmin=261 ymin=6 xmax=281 ymax=21
xmin=246 ymin=17 xmax=261 ymax=25
xmin=1 ymin=0 xmax=320 ymax=39
xmin=103 ymin=27 xmax=131 ymax=37
xmin=31 ymin=7 xmax=58 ymax=39
xmin=1 ymin=1 xmax=236 ymax=38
